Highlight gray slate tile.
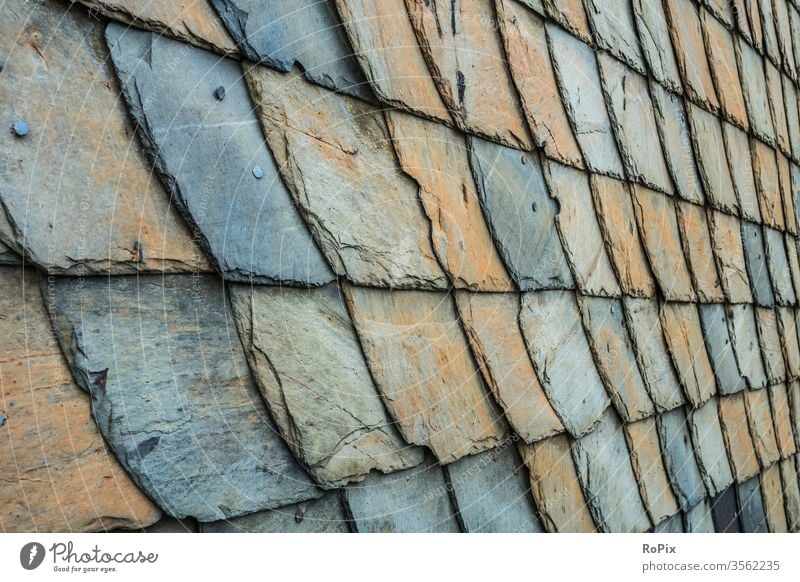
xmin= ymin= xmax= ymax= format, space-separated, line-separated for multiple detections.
xmin=689 ymin=399 xmax=735 ymax=497
xmin=658 ymin=407 xmax=708 ymax=511
xmin=727 ymin=304 xmax=769 ymax=389
xmin=710 ymin=486 xmax=742 ymax=532
xmin=699 ymin=304 xmax=747 ymax=395
xmin=684 ymin=498 xmax=715 ymax=532
xmin=653 ymin=512 xmax=684 ymax=532
xmin=584 ymin=0 xmax=646 ymax=73
xmin=764 ymin=227 xmax=797 ymax=306
xmin=632 ymin=0 xmax=682 ymax=93
xmin=737 ymin=476 xmax=769 ymax=532
xmin=741 ymin=221 xmax=776 ymax=307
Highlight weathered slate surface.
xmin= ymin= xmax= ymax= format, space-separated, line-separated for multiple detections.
xmin=541 ymin=0 xmax=592 ymax=42
xmin=658 ymin=407 xmax=708 ymax=511
xmin=737 ymin=476 xmax=769 ymax=532
xmin=343 ymin=453 xmax=460 ymax=532
xmin=675 ymin=201 xmax=724 ymax=303
xmin=107 ymin=25 xmax=332 ymax=285
xmin=723 ymin=121 xmax=762 ymax=222
xmin=699 ymin=304 xmax=746 ymax=395
xmin=764 ymin=227 xmax=797 ymax=305
xmin=446 ymin=444 xmax=543 ymax=532
xmin=0 ymin=267 xmax=161 ymax=533
xmin=769 ymin=384 xmax=796 ymax=459
xmin=757 ymin=0 xmax=781 ymax=66
xmin=744 ymin=388 xmax=781 ymax=468
xmin=755 ymin=307 xmax=786 ymax=385
xmin=708 ymin=210 xmax=753 ymax=303
xmin=783 ymin=78 xmax=800 ymax=162
xmin=718 ymin=393 xmax=761 ymax=483
xmin=760 ymin=463 xmax=789 ymax=532
xmin=519 ymin=435 xmax=597 ymax=532
xmin=661 ymin=303 xmax=717 ymax=407
xmin=229 ymin=284 xmax=423 ymax=487
xmin=741 ymin=221 xmax=776 ymax=307
xmin=727 ymin=304 xmax=769 ymax=389
xmin=779 ymin=457 xmax=800 ymax=531
xmin=468 ymin=137 xmax=574 ymax=291
xmin=736 ymin=37 xmax=776 ymax=146
xmin=547 ymin=23 xmax=624 ymax=177
xmin=786 ymin=232 xmax=800 ymax=296
xmin=711 ymin=486 xmax=742 ymax=532
xmin=688 ymin=399 xmax=735 ymax=497
xmin=246 ymin=65 xmax=448 ymax=289
xmin=385 ymin=111 xmax=512 ymax=291
xmin=751 ymin=138 xmax=782 ymax=229
xmin=211 ymin=0 xmax=372 ymax=101
xmin=684 ymin=498 xmax=715 ymax=532
xmin=455 ymin=291 xmax=564 ymax=443
xmin=777 ymin=307 xmax=800 ymax=379
xmin=765 ymin=62 xmax=791 ymax=156
xmin=583 ymin=0 xmax=644 ymax=73
xmin=700 ymin=8 xmax=748 ymax=130
xmin=778 ymin=155 xmax=798 ymax=235
xmin=344 ymin=286 xmax=506 ymax=463
xmin=632 ymin=0 xmax=682 ymax=93
xmin=653 ymin=512 xmax=684 ymax=533
xmin=46 ymin=275 xmax=320 ymax=522
xmin=0 ymin=241 xmax=20 ymax=265
xmin=0 ymin=0 xmax=206 ymax=275
xmin=519 ymin=291 xmax=610 ymax=437
xmin=789 ymin=382 xmax=800 ymax=449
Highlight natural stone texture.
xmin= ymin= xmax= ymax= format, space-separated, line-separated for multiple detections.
xmin=0 ymin=241 xmax=20 ymax=265
xmin=385 ymin=111 xmax=512 ymax=291
xmin=765 ymin=61 xmax=791 ymax=156
xmin=703 ymin=0 xmax=734 ymax=27
xmin=467 ymin=137 xmax=574 ymax=291
xmin=0 ymin=267 xmax=161 ymax=533
xmin=541 ymin=0 xmax=592 ymax=42
xmin=730 ymin=0 xmax=753 ymax=42
xmin=661 ymin=303 xmax=717 ymax=407
xmin=202 ymin=492 xmax=350 ymax=533
xmin=446 ymin=444 xmax=543 ymax=532
xmin=707 ymin=210 xmax=753 ymax=303
xmin=774 ymin=0 xmax=797 ymax=79
xmin=777 ymin=307 xmax=800 ymax=378
xmin=780 ymin=457 xmax=800 ymax=531
xmin=737 ymin=475 xmax=769 ymax=532
xmin=344 ymin=286 xmax=506 ymax=463
xmin=654 ymin=512 xmax=684 ymax=532
xmin=736 ymin=37 xmax=777 ymax=145
xmin=344 ymin=453 xmax=460 ymax=532
xmin=631 ymin=185 xmax=695 ymax=302
xmin=544 ymin=162 xmax=621 ymax=297
xmin=755 ymin=306 xmax=787 ymax=384
xmin=700 ymin=304 xmax=746 ymax=395
xmin=791 ymin=4 xmax=800 ymax=77
xmin=583 ymin=0 xmax=645 ymax=73
xmin=784 ymin=79 xmax=800 ymax=162
xmin=632 ymin=0 xmax=682 ymax=93
xmin=675 ymin=201 xmax=724 ymax=303
xmin=599 ymin=55 xmax=673 ymax=194
xmin=519 ymin=291 xmax=610 ymax=437
xmin=405 ymin=0 xmax=532 ymax=149
xmin=760 ymin=463 xmax=789 ymax=532
xmin=722 ymin=121 xmax=762 ymax=222
xmin=622 ymin=298 xmax=686 ymax=412
xmin=663 ymin=0 xmax=720 ymax=111
xmin=727 ymin=304 xmax=769 ymax=389
xmin=791 ymin=382 xmax=800 ymax=448
xmin=335 ymin=0 xmax=451 ymax=121
xmin=658 ymin=407 xmax=707 ymax=511
xmin=650 ymin=83 xmax=705 ymax=205
xmin=623 ymin=417 xmax=681 ymax=526
xmin=771 ymin=384 xmax=797 ymax=459
xmin=778 ymin=154 xmax=798 ymax=235
xmin=786 ymin=232 xmax=800 ymax=296
xmin=684 ymin=498 xmax=715 ymax=532
xmin=577 ymin=296 xmax=654 ymax=423
xmin=0 ymin=1 xmax=206 ymax=275
xmin=455 ymin=291 xmax=564 ymax=443
xmin=719 ymin=393 xmax=762 ymax=482
xmin=743 ymin=0 xmax=764 ymax=52
xmin=519 ymin=435 xmax=596 ymax=532
xmin=496 ymin=0 xmax=583 ymax=167
xmin=689 ymin=399 xmax=735 ymax=496
xmin=714 ymin=485 xmax=745 ymax=531
xmin=107 ymin=26 xmax=332 ymax=285
xmin=143 ymin=516 xmax=198 ymax=533
xmin=547 ymin=24 xmax=624 ymax=177
xmin=741 ymin=221 xmax=776 ymax=307
xmin=757 ymin=0 xmax=780 ymax=66
xmin=764 ymin=228 xmax=797 ymax=306
xmin=46 ymin=275 xmax=320 ymax=522
xmin=246 ymin=65 xmax=448 ymax=289
xmin=211 ymin=0 xmax=372 ymax=101
xmin=744 ymin=388 xmax=781 ymax=468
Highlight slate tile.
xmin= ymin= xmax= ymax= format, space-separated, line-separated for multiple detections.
xmin=780 ymin=456 xmax=800 ymax=531
xmin=543 ymin=162 xmax=621 ymax=297
xmin=743 ymin=0 xmax=765 ymax=51
xmin=343 ymin=452 xmax=460 ymax=532
xmin=519 ymin=435 xmax=597 ymax=532
xmin=757 ymin=0 xmax=781 ymax=66
xmin=541 ymin=0 xmax=592 ymax=42
xmin=777 ymin=307 xmax=800 ymax=379
xmin=737 ymin=475 xmax=769 ymax=532
xmin=496 ymin=0 xmax=584 ymax=167
xmin=722 ymin=121 xmax=762 ymax=222
xmin=107 ymin=26 xmax=332 ymax=285
xmin=778 ymin=153 xmax=799 ymax=235
xmin=455 ymin=291 xmax=565 ymax=443
xmin=790 ymin=4 xmax=800 ymax=76
xmin=0 ymin=241 xmax=20 ymax=265
xmin=765 ymin=61 xmax=792 ymax=156
xmin=737 ymin=37 xmax=777 ymax=145
xmin=783 ymin=78 xmax=800 ymax=162
xmin=785 ymin=233 xmax=800 ymax=295
xmin=770 ymin=383 xmax=797 ymax=459
xmin=755 ymin=307 xmax=787 ymax=384
xmin=622 ymin=298 xmax=687 ymax=412
xmin=719 ymin=393 xmax=762 ymax=482
xmin=446 ymin=444 xmax=543 ymax=532
xmin=517 ymin=0 xmax=545 ymax=15
xmin=684 ymin=498 xmax=715 ymax=532
xmin=658 ymin=407 xmax=708 ymax=510
xmin=519 ymin=291 xmax=610 ymax=437
xmin=675 ymin=201 xmax=725 ymax=303
xmin=710 ymin=486 xmax=742 ymax=532
xmin=703 ymin=0 xmax=735 ymax=25
xmin=0 ymin=267 xmax=161 ymax=532
xmin=386 ymin=111 xmax=512 ymax=291
xmin=742 ymin=221 xmax=776 ymax=307
xmin=727 ymin=304 xmax=770 ymax=389
xmin=547 ymin=24 xmax=625 ymax=177
xmin=405 ymin=0 xmax=532 ymax=149
xmin=744 ymin=387 xmax=781 ymax=467
xmin=246 ymin=65 xmax=448 ymax=289
xmin=708 ymin=210 xmax=753 ymax=303
xmin=632 ymin=0 xmax=683 ymax=93
xmin=701 ymin=8 xmax=749 ymax=129
xmin=791 ymin=381 xmax=800 ymax=449
xmin=624 ymin=417 xmax=681 ymax=526
xmin=142 ymin=516 xmax=198 ymax=534
xmin=599 ymin=55 xmax=673 ymax=194
xmin=344 ymin=286 xmax=506 ymax=463
xmin=211 ymin=0 xmax=372 ymax=101
xmin=46 ymin=275 xmax=320 ymax=522
xmin=774 ymin=0 xmax=797 ymax=77
xmin=631 ymin=186 xmax=695 ymax=302
xmin=0 ymin=1 xmax=207 ymax=275
xmin=653 ymin=512 xmax=685 ymax=532
xmin=583 ymin=0 xmax=645 ymax=74
xmin=229 ymin=284 xmax=423 ymax=487
xmin=764 ymin=228 xmax=797 ymax=306
xmin=334 ymin=0 xmax=451 ymax=121
xmin=730 ymin=0 xmax=753 ymax=42
xmin=689 ymin=399 xmax=736 ymax=496
xmin=700 ymin=304 xmax=747 ymax=395
xmin=760 ymin=463 xmax=790 ymax=532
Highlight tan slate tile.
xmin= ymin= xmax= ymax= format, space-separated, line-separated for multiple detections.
xmin=778 ymin=154 xmax=799 ymax=234
xmin=745 ymin=387 xmax=782 ymax=467
xmin=246 ymin=65 xmax=448 ymax=289
xmin=701 ymin=7 xmax=749 ymax=129
xmin=744 ymin=0 xmax=765 ymax=50
xmin=777 ymin=307 xmax=800 ymax=378
xmin=719 ymin=393 xmax=762 ymax=482
xmin=454 ymin=291 xmax=565 ymax=443
xmin=657 ymin=406 xmax=708 ymax=510
xmin=756 ymin=0 xmax=781 ymax=66
xmin=789 ymin=163 xmax=800 ymax=236
xmin=755 ymin=307 xmax=787 ymax=384
xmin=699 ymin=304 xmax=747 ymax=394
xmin=764 ymin=227 xmax=797 ymax=305
xmin=765 ymin=61 xmax=792 ymax=156
xmin=722 ymin=121 xmax=762 ymax=222
xmin=496 ymin=0 xmax=584 ymax=167
xmin=405 ymin=0 xmax=532 ymax=149
xmin=760 ymin=462 xmax=790 ymax=531
xmin=774 ymin=0 xmax=797 ymax=76
xmin=728 ymin=303 xmax=770 ymax=389
xmin=633 ymin=0 xmax=683 ymax=93
xmin=519 ymin=435 xmax=596 ymax=532
xmin=707 ymin=210 xmax=754 ymax=303
xmin=779 ymin=456 xmax=800 ymax=531
xmin=730 ymin=0 xmax=753 ymax=42
xmin=684 ymin=498 xmax=715 ymax=532
xmin=770 ymin=383 xmax=798 ymax=458
xmin=689 ymin=398 xmax=736 ymax=496
xmin=344 ymin=286 xmax=506 ymax=463
xmin=789 ymin=380 xmax=800 ymax=450
xmin=583 ymin=0 xmax=646 ymax=73
xmin=541 ymin=0 xmax=592 ymax=42
xmin=790 ymin=4 xmax=800 ymax=76
xmin=675 ymin=201 xmax=725 ymax=303
xmin=737 ymin=37 xmax=777 ymax=145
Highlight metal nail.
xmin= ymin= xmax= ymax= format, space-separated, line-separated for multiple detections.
xmin=214 ymin=86 xmax=226 ymax=101
xmin=252 ymin=165 xmax=264 ymax=179
xmin=11 ymin=120 xmax=29 ymax=137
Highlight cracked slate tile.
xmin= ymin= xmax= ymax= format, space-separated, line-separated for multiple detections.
xmin=496 ymin=0 xmax=584 ymax=167
xmin=737 ymin=475 xmax=769 ymax=531
xmin=334 ymin=0 xmax=452 ymax=122
xmin=727 ymin=304 xmax=770 ymax=389
xmin=765 ymin=61 xmax=791 ymax=156
xmin=519 ymin=291 xmax=610 ymax=437
xmin=210 ymin=0 xmax=373 ymax=101
xmin=780 ymin=456 xmax=800 ymax=531
xmin=707 ymin=210 xmax=753 ymax=303
xmin=343 ymin=452 xmax=460 ymax=532
xmin=770 ymin=383 xmax=797 ymax=459
xmin=467 ymin=137 xmax=574 ymax=291
xmin=547 ymin=23 xmax=625 ymax=177
xmin=777 ymin=307 xmax=800 ymax=379
xmin=446 ymin=444 xmax=543 ymax=532
xmin=689 ymin=399 xmax=735 ymax=496
xmin=246 ymin=65 xmax=448 ymax=289
xmin=784 ymin=78 xmax=800 ymax=162
xmin=778 ymin=154 xmax=799 ymax=235
xmin=719 ymin=393 xmax=762 ymax=482
xmin=543 ymin=162 xmax=621 ymax=297
xmin=631 ymin=186 xmax=695 ymax=302
xmin=632 ymin=0 xmax=683 ymax=93
xmin=722 ymin=121 xmax=762 ymax=222
xmin=736 ymin=37 xmax=777 ymax=145
xmin=760 ymin=463 xmax=790 ymax=532
xmin=541 ymin=0 xmax=592 ymax=42
xmin=344 ymin=285 xmax=506 ymax=463
xmin=744 ymin=387 xmax=781 ymax=468
xmin=229 ymin=283 xmax=423 ymax=487
xmin=107 ymin=26 xmax=332 ymax=285
xmin=455 ymin=291 xmax=565 ymax=443
xmin=755 ymin=307 xmax=787 ymax=384
xmin=711 ymin=486 xmax=742 ymax=532
xmin=654 ymin=512 xmax=684 ymax=532
xmin=0 ymin=267 xmax=161 ymax=533
xmin=764 ymin=228 xmax=797 ymax=305
xmin=684 ymin=498 xmax=715 ymax=532
xmin=583 ymin=0 xmax=645 ymax=74
xmin=405 ymin=0 xmax=532 ymax=149
xmin=519 ymin=435 xmax=596 ymax=532
xmin=742 ymin=221 xmax=776 ymax=307
xmin=45 ymin=275 xmax=320 ymax=522
xmin=0 ymin=1 xmax=207 ymax=275
xmin=675 ymin=201 xmax=725 ymax=303
xmin=700 ymin=304 xmax=747 ymax=395
xmin=658 ymin=406 xmax=708 ymax=510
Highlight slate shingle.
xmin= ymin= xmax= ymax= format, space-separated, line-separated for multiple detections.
xmin=760 ymin=463 xmax=790 ymax=532
xmin=722 ymin=121 xmax=763 ymax=222
xmin=770 ymin=383 xmax=797 ymax=459
xmin=719 ymin=393 xmax=762 ymax=482
xmin=541 ymin=0 xmax=592 ymax=42
xmin=684 ymin=498 xmax=715 ymax=532
xmin=689 ymin=399 xmax=736 ymax=496
xmin=727 ymin=304 xmax=770 ymax=389
xmin=737 ymin=475 xmax=769 ymax=532
xmin=777 ymin=307 xmax=800 ymax=379
xmin=632 ymin=0 xmax=682 ymax=93
xmin=737 ymin=37 xmax=777 ymax=145
xmin=755 ymin=307 xmax=787 ymax=384
xmin=741 ymin=221 xmax=777 ymax=307
xmin=675 ymin=200 xmax=725 ymax=303
xmin=658 ymin=406 xmax=708 ymax=511
xmin=583 ymin=0 xmax=645 ymax=74
xmin=744 ymin=387 xmax=781 ymax=468
xmin=765 ymin=60 xmax=791 ymax=156
xmin=700 ymin=304 xmax=747 ymax=395
xmin=711 ymin=486 xmax=742 ymax=532
xmin=764 ymin=227 xmax=797 ymax=306
xmin=708 ymin=210 xmax=754 ymax=303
